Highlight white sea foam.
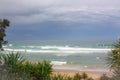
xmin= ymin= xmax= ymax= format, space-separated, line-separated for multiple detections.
xmin=18 ymin=45 xmax=111 ymax=52
xmin=4 ymin=44 xmax=112 ymax=54
xmin=4 ymin=48 xmax=27 ymax=52
xmin=9 ymin=44 xmax=13 ymax=47
xmin=22 ymin=46 xmax=41 ymax=48
xmin=51 ymin=61 xmax=67 ymax=65
xmin=4 ymin=47 xmax=111 ymax=54
xmin=46 ymin=45 xmax=109 ymax=50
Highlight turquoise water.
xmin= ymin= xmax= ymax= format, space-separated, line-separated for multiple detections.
xmin=3 ymin=40 xmax=113 ymax=68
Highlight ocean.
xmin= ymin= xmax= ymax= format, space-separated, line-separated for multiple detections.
xmin=2 ymin=40 xmax=113 ymax=70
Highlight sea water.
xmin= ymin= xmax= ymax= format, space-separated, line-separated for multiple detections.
xmin=2 ymin=40 xmax=113 ymax=70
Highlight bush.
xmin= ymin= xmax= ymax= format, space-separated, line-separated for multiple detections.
xmin=20 ymin=60 xmax=52 ymax=80
xmin=73 ymin=73 xmax=82 ymax=80
xmin=31 ymin=61 xmax=52 ymax=80
xmin=0 ymin=52 xmax=25 ymax=80
xmin=1 ymin=52 xmax=25 ymax=73
xmin=51 ymin=74 xmax=72 ymax=80
xmin=73 ymin=72 xmax=94 ymax=80
xmin=0 ymin=52 xmax=53 ymax=80
xmin=107 ymin=39 xmax=120 ymax=77
xmin=100 ymin=74 xmax=110 ymax=80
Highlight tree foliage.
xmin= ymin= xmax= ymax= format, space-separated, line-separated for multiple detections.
xmin=107 ymin=39 xmax=120 ymax=77
xmin=0 ymin=18 xmax=10 ymax=50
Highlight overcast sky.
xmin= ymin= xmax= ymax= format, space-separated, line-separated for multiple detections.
xmin=0 ymin=0 xmax=120 ymax=40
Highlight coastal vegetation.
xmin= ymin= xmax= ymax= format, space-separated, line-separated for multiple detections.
xmin=106 ymin=39 xmax=120 ymax=80
xmin=0 ymin=19 xmax=10 ymax=50
xmin=99 ymin=38 xmax=120 ymax=80
xmin=0 ymin=52 xmax=94 ymax=80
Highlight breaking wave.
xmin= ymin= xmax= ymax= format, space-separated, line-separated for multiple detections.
xmin=4 ymin=45 xmax=111 ymax=54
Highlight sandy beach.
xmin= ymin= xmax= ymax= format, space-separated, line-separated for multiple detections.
xmin=52 ymin=66 xmax=113 ymax=80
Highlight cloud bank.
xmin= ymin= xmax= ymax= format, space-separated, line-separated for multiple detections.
xmin=0 ymin=0 xmax=120 ymax=25
xmin=1 ymin=0 xmax=120 ymax=40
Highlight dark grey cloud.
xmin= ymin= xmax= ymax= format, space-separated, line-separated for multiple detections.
xmin=1 ymin=0 xmax=120 ymax=40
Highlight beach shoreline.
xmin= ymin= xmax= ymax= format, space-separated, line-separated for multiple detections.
xmin=52 ymin=66 xmax=113 ymax=80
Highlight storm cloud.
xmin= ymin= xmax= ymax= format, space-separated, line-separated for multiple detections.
xmin=0 ymin=0 xmax=120 ymax=40
xmin=0 ymin=0 xmax=120 ymax=25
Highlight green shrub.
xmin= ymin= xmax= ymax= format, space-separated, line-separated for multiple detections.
xmin=0 ymin=52 xmax=52 ymax=80
xmin=73 ymin=72 xmax=94 ymax=80
xmin=1 ymin=52 xmax=25 ymax=73
xmin=0 ymin=52 xmax=25 ymax=80
xmin=100 ymin=74 xmax=110 ymax=80
xmin=82 ymin=72 xmax=88 ymax=80
xmin=73 ymin=73 xmax=82 ymax=80
xmin=21 ymin=60 xmax=52 ymax=80
xmin=107 ymin=39 xmax=120 ymax=77
xmin=33 ymin=61 xmax=52 ymax=80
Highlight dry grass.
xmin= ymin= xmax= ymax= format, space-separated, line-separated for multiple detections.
xmin=52 ymin=69 xmax=113 ymax=80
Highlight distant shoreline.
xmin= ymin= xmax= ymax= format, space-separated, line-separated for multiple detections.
xmin=53 ymin=65 xmax=110 ymax=73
